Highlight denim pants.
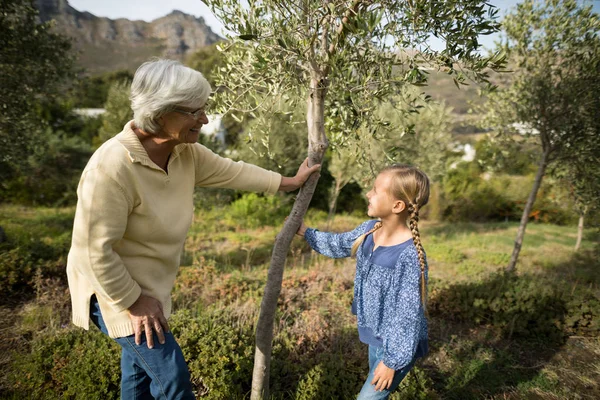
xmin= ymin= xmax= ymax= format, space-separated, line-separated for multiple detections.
xmin=89 ymin=296 xmax=195 ymax=400
xmin=357 ymin=345 xmax=416 ymax=400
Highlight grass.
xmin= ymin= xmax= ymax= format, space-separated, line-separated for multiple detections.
xmin=0 ymin=204 xmax=598 ymax=399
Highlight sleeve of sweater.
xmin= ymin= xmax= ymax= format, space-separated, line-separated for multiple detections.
xmin=71 ymin=167 xmax=142 ymax=313
xmin=382 ymin=252 xmax=423 ymax=371
xmin=304 ymin=221 xmax=373 ymax=259
xmin=192 ymin=144 xmax=282 ymax=194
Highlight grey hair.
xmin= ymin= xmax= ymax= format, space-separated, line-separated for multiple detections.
xmin=130 ymin=59 xmax=211 ymax=134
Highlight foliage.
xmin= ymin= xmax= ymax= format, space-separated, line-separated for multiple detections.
xmin=224 ymin=193 xmax=291 ymax=229
xmin=474 ymin=135 xmax=538 ymax=175
xmin=72 ymin=70 xmax=134 ymax=109
xmin=36 ymin=98 xmax=103 ymax=145
xmin=95 ymin=80 xmax=134 ymax=147
xmin=375 ymin=91 xmax=456 ymax=183
xmin=439 ymin=161 xmax=577 ymax=224
xmin=171 ymin=309 xmax=256 ymax=399
xmin=233 ymin=103 xmax=308 ymax=179
xmin=479 ymin=0 xmax=600 ymax=270
xmin=205 ymin=0 xmax=505 ymax=144
xmin=430 ymin=270 xmax=599 ymax=342
xmin=9 ymin=328 xmax=121 ymax=400
xmin=3 ymin=205 xmax=599 ymax=399
xmin=0 ymin=128 xmax=92 ymax=206
xmin=483 ymin=0 xmax=600 ymax=164
xmin=200 ymin=2 xmax=507 ymax=393
xmin=0 ymin=0 xmax=75 ymax=182
xmin=186 ymin=43 xmax=226 ymax=87
xmin=0 ymin=207 xmax=73 ymax=298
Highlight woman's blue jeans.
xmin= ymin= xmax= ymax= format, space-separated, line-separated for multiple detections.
xmin=89 ymin=296 xmax=195 ymax=400
xmin=357 ymin=345 xmax=416 ymax=400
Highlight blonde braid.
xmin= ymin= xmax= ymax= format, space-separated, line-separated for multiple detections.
xmin=408 ymin=202 xmax=427 ymax=314
xmin=351 ymin=222 xmax=382 ymax=258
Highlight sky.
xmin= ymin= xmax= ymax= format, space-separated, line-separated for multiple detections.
xmin=68 ymin=0 xmax=600 ymax=52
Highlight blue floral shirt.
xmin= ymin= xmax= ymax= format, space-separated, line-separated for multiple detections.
xmin=305 ymin=220 xmax=429 ymax=370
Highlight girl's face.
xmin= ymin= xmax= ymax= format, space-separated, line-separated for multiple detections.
xmin=366 ymin=172 xmax=404 ymax=218
xmin=159 ymin=106 xmax=209 ymax=144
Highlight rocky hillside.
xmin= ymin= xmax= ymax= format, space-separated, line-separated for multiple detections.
xmin=35 ymin=0 xmax=221 ymax=73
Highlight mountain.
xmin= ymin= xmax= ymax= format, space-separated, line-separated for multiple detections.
xmin=35 ymin=0 xmax=222 ymax=74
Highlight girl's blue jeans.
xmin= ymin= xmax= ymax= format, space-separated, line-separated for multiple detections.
xmin=357 ymin=345 xmax=416 ymax=400
xmin=89 ymin=295 xmax=195 ymax=400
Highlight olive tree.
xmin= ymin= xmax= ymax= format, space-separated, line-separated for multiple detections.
xmin=202 ymin=0 xmax=505 ymax=397
xmin=481 ymin=0 xmax=600 ymax=272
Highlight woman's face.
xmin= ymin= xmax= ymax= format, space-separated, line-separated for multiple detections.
xmin=159 ymin=106 xmax=209 ymax=144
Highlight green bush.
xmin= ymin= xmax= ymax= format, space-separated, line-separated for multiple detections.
xmin=441 ymin=164 xmax=516 ymax=222
xmin=430 ymin=272 xmax=599 ymax=341
xmin=1 ymin=128 xmax=92 ymax=206
xmin=0 ymin=241 xmax=67 ymax=297
xmin=224 ymin=193 xmax=291 ymax=229
xmin=438 ymin=162 xmax=578 ymax=224
xmin=170 ymin=308 xmax=255 ymax=399
xmin=9 ymin=328 xmax=121 ymax=399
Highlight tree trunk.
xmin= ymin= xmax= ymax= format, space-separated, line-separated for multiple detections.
xmin=251 ymin=74 xmax=328 ymax=400
xmin=506 ymin=147 xmax=551 ymax=272
xmin=574 ymin=206 xmax=587 ymax=251
xmin=326 ymin=180 xmax=342 ymax=229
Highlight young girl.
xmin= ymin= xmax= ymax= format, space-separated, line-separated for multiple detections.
xmin=297 ymin=164 xmax=430 ymax=400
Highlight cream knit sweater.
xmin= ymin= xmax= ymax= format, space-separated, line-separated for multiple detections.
xmin=67 ymin=121 xmax=281 ymax=338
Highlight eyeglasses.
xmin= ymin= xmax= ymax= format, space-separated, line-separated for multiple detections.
xmin=173 ymin=107 xmax=207 ymax=120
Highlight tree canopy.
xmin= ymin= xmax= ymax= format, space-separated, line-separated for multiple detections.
xmin=0 ymin=0 xmax=75 ymax=183
xmin=481 ymin=0 xmax=600 ymax=271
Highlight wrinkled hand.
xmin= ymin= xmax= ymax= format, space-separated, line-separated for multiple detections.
xmin=128 ymin=294 xmax=169 ymax=349
xmin=279 ymin=158 xmax=321 ymax=192
xmin=371 ymin=361 xmax=395 ymax=392
xmin=295 ymin=157 xmax=321 ymax=187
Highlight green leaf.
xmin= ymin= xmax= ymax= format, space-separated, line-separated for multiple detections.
xmin=238 ymin=34 xmax=258 ymax=41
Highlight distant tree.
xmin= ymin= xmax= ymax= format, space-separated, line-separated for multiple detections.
xmin=0 ymin=0 xmax=74 ymax=186
xmin=72 ymin=70 xmax=134 ymax=108
xmin=326 ymin=144 xmax=361 ymax=226
xmin=95 ymin=81 xmax=133 ymax=147
xmin=187 ymin=43 xmax=226 ymax=86
xmin=474 ymin=135 xmax=538 ymax=176
xmin=381 ymin=91 xmax=455 ymax=183
xmin=203 ymin=1 xmax=505 ymax=397
xmin=481 ymin=0 xmax=600 ymax=272
xmin=554 ymin=151 xmax=600 ymax=251
xmin=0 ymin=128 xmax=92 ymax=205
xmin=188 ymin=44 xmax=246 ymax=146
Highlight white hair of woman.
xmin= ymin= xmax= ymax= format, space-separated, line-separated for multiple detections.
xmin=130 ymin=59 xmax=212 ymax=135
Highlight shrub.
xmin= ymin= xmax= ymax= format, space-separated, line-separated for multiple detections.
xmin=170 ymin=308 xmax=255 ymax=399
xmin=1 ymin=128 xmax=92 ymax=206
xmin=0 ymin=245 xmax=66 ymax=298
xmin=224 ymin=193 xmax=291 ymax=229
xmin=430 ymin=272 xmax=599 ymax=341
xmin=9 ymin=328 xmax=121 ymax=399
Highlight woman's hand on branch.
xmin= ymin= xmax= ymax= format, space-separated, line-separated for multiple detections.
xmin=279 ymin=158 xmax=321 ymax=192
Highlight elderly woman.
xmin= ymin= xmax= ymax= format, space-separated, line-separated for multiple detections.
xmin=66 ymin=59 xmax=319 ymax=399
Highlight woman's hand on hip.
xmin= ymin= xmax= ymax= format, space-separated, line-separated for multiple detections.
xmin=371 ymin=361 xmax=395 ymax=391
xmin=128 ymin=294 xmax=170 ymax=349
